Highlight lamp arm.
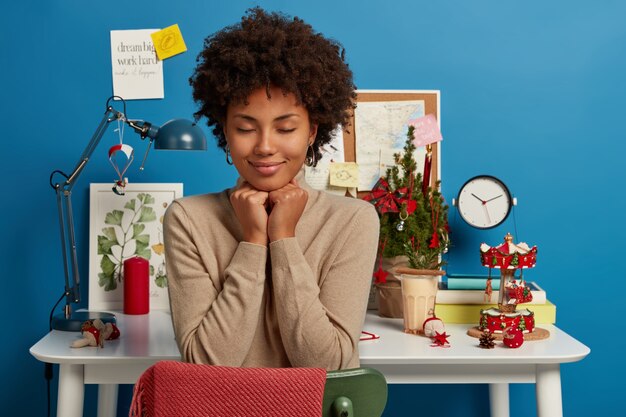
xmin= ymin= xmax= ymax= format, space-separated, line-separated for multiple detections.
xmin=64 ymin=107 xmax=124 ymax=191
xmin=54 ymin=187 xmax=73 ymax=314
xmin=50 ymin=105 xmax=123 ymax=318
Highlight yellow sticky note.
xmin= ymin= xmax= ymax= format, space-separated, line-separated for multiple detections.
xmin=329 ymin=162 xmax=359 ymax=188
xmin=151 ymin=24 xmax=187 ymax=60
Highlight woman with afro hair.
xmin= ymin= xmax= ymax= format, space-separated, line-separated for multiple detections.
xmin=164 ymin=7 xmax=379 ymax=370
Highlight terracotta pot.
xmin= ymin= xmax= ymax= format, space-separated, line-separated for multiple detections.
xmin=375 ymin=256 xmax=409 ymax=318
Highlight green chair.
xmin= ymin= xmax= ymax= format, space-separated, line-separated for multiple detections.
xmin=323 ymin=367 xmax=388 ymax=417
xmin=130 ymin=362 xmax=387 ymax=417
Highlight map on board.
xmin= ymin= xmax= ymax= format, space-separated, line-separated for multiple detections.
xmin=354 ymin=100 xmax=426 ymax=190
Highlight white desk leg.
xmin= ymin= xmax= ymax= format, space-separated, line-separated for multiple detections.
xmin=488 ymin=383 xmax=510 ymax=417
xmin=97 ymin=384 xmax=119 ymax=417
xmin=536 ymin=364 xmax=562 ymax=417
xmin=58 ymin=364 xmax=84 ymax=417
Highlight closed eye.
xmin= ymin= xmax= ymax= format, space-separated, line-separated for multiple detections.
xmin=278 ymin=128 xmax=296 ymax=134
xmin=236 ymin=127 xmax=255 ymax=133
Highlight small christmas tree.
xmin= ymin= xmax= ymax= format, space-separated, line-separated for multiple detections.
xmin=365 ymin=126 xmax=449 ymax=272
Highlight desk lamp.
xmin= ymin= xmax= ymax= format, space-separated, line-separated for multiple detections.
xmin=49 ymin=96 xmax=206 ymax=331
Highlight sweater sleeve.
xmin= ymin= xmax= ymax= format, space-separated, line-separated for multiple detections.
xmin=164 ymin=201 xmax=267 ymax=366
xmin=269 ymin=204 xmax=379 ymax=370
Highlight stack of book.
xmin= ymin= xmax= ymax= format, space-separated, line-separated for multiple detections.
xmin=435 ymin=275 xmax=556 ymax=324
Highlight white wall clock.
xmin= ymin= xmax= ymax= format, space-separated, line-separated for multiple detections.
xmin=453 ymin=175 xmax=514 ymax=229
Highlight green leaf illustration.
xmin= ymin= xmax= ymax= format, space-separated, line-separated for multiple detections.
xmin=105 ymin=210 xmax=124 ymax=226
xmin=155 ymin=274 xmax=168 ymax=288
xmin=139 ymin=207 xmax=157 ymax=223
xmin=138 ymin=193 xmax=156 ymax=205
xmin=136 ymin=248 xmax=152 ymax=259
xmin=98 ymin=272 xmax=117 ymax=291
xmin=98 ymin=191 xmax=161 ymax=292
xmin=100 ymin=255 xmax=116 ymax=275
xmin=138 ymin=206 xmax=157 ymax=223
xmin=124 ymin=199 xmax=136 ymax=211
xmin=132 ymin=223 xmax=146 ymax=239
xmin=97 ymin=235 xmax=115 ymax=255
xmin=101 ymin=226 xmax=118 ymax=243
xmin=135 ymin=234 xmax=150 ymax=246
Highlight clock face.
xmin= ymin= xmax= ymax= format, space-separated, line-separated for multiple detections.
xmin=457 ymin=175 xmax=512 ymax=229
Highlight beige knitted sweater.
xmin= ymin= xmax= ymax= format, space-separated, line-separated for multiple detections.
xmin=163 ymin=174 xmax=379 ymax=370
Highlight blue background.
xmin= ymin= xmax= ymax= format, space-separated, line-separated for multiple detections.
xmin=2 ymin=0 xmax=622 ymax=416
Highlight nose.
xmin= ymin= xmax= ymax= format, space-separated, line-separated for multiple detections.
xmin=254 ymin=128 xmax=277 ymax=155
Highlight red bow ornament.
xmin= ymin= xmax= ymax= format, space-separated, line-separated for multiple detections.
xmin=363 ymin=178 xmax=401 ymax=214
xmin=364 ymin=178 xmax=417 ymax=215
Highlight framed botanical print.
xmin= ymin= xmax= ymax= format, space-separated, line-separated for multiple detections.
xmin=88 ymin=183 xmax=183 ymax=311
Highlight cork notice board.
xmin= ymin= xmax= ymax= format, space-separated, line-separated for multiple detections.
xmin=343 ymin=90 xmax=441 ymax=198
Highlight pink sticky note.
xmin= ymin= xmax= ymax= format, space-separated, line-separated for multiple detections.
xmin=408 ymin=114 xmax=442 ymax=147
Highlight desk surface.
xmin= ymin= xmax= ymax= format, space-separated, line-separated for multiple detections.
xmin=30 ymin=310 xmax=590 ymax=366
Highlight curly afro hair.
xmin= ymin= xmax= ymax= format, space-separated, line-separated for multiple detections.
xmin=189 ymin=7 xmax=356 ymax=165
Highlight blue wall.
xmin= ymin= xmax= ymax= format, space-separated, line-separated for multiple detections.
xmin=3 ymin=0 xmax=623 ymax=415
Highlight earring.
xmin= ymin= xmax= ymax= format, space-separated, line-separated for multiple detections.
xmin=225 ymin=146 xmax=233 ymax=165
xmin=305 ymin=144 xmax=316 ymax=167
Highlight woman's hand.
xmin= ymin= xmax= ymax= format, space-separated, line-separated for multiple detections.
xmin=267 ymin=179 xmax=308 ymax=242
xmin=230 ymin=182 xmax=270 ymax=246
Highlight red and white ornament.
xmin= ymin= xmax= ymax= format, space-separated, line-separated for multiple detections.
xmin=503 ymin=326 xmax=524 ymax=348
xmin=422 ymin=316 xmax=445 ymax=338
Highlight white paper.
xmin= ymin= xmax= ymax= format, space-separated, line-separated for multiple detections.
xmin=305 ymin=127 xmax=347 ymax=195
xmin=354 ymin=100 xmax=425 ymax=190
xmin=110 ymin=29 xmax=164 ymax=100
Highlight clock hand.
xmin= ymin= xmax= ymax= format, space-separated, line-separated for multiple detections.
xmin=482 ymin=204 xmax=492 ymax=224
xmin=485 ymin=194 xmax=503 ymax=203
xmin=471 ymin=193 xmax=486 ymax=204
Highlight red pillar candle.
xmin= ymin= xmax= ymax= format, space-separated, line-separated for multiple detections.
xmin=123 ymin=256 xmax=149 ymax=315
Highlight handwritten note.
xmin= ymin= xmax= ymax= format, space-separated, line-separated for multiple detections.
xmin=110 ymin=29 xmax=164 ymax=100
xmin=305 ymin=127 xmax=346 ymax=195
xmin=329 ymin=162 xmax=359 ymax=188
xmin=408 ymin=114 xmax=442 ymax=147
xmin=151 ymin=24 xmax=187 ymax=60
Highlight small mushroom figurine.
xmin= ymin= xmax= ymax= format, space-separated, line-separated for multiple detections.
xmin=422 ymin=316 xmax=445 ymax=338
xmin=102 ymin=321 xmax=121 ymax=341
xmin=71 ymin=320 xmax=103 ymax=348
xmin=70 ymin=319 xmax=120 ymax=348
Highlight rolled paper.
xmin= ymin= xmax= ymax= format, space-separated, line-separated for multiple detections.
xmin=124 ymin=256 xmax=149 ymax=314
xmin=422 ymin=147 xmax=432 ymax=196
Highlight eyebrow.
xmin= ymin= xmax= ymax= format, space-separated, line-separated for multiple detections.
xmin=232 ymin=113 xmax=301 ymax=122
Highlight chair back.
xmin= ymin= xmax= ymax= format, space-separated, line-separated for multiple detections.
xmin=130 ymin=362 xmax=387 ymax=417
xmin=323 ymin=367 xmax=387 ymax=417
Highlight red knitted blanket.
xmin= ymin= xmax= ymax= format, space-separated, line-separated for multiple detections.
xmin=129 ymin=361 xmax=327 ymax=417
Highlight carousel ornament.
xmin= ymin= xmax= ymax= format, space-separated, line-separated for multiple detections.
xmin=468 ymin=233 xmax=550 ymax=341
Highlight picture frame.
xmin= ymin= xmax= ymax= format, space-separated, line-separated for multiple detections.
xmin=89 ymin=183 xmax=183 ymax=311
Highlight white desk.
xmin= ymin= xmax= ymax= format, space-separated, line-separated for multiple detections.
xmin=30 ymin=311 xmax=589 ymax=417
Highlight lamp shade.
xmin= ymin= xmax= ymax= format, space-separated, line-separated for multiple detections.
xmin=150 ymin=119 xmax=207 ymax=150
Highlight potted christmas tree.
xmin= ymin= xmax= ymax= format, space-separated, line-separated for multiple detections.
xmin=364 ymin=125 xmax=449 ymax=324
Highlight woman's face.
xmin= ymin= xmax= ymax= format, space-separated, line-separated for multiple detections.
xmin=224 ymin=86 xmax=317 ymax=191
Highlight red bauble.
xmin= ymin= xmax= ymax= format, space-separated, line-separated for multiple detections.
xmin=503 ymin=327 xmax=524 ymax=348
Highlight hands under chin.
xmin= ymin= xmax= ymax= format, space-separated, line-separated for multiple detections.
xmin=230 ymin=179 xmax=308 ymax=246
xmin=267 ymin=179 xmax=308 ymax=242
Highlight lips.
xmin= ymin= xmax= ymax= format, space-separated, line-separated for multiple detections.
xmin=249 ymin=161 xmax=285 ymax=176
